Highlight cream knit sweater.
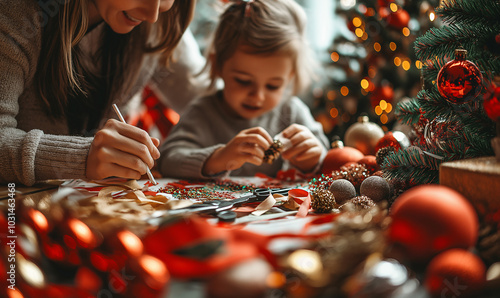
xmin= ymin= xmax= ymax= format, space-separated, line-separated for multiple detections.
xmin=0 ymin=1 xmax=206 ymax=185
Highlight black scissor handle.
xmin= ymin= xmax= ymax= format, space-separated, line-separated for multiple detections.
xmin=254 ymin=187 xmax=292 ymax=200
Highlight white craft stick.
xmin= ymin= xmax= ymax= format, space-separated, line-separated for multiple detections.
xmin=112 ymin=104 xmax=158 ymax=185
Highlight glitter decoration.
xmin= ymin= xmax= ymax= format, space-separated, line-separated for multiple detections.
xmin=342 ymin=163 xmax=370 ymax=191
xmin=315 ymin=205 xmax=388 ymax=287
xmin=311 ymin=189 xmax=336 ymax=213
xmin=360 ymin=176 xmax=391 ymax=202
xmin=329 ymin=179 xmax=356 ymax=205
xmin=309 ymin=163 xmax=369 ymax=194
xmin=158 ymin=179 xmax=259 ymax=201
xmin=342 ymin=195 xmax=376 ymax=211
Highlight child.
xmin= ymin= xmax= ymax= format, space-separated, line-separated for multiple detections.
xmin=159 ymin=0 xmax=330 ymax=179
xmin=0 ymin=0 xmax=201 ymax=186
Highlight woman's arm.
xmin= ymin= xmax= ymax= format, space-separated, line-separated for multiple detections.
xmin=0 ymin=2 xmax=94 ymax=186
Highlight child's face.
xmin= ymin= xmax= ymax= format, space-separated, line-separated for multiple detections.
xmin=92 ymin=0 xmax=174 ymax=34
xmin=219 ymin=48 xmax=294 ymax=120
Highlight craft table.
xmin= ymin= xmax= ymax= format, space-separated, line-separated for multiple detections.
xmin=2 ymin=177 xmax=499 ymax=298
xmin=0 ymin=177 xmax=340 ymax=298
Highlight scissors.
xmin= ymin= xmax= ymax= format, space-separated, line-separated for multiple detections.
xmin=149 ymin=188 xmax=291 ymax=223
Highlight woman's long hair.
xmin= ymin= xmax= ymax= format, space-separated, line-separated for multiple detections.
xmin=35 ymin=0 xmax=195 ymax=131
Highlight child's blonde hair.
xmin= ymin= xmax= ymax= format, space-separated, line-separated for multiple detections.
xmin=206 ymin=0 xmax=317 ymax=95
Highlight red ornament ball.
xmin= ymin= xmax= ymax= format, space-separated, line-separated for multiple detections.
xmin=370 ymin=84 xmax=394 ymax=108
xmin=357 ymin=155 xmax=379 ymax=173
xmin=437 ymin=49 xmax=483 ymax=104
xmin=388 ymin=185 xmax=478 ymax=262
xmin=321 ymin=140 xmax=364 ymax=175
xmin=375 ymin=131 xmax=410 ymax=153
xmin=483 ymin=85 xmax=500 ymax=121
xmin=425 ymin=249 xmax=486 ymax=298
xmin=386 ymin=8 xmax=410 ymax=29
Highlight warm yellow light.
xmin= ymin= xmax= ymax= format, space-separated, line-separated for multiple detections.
xmin=353 ymin=17 xmax=362 ymax=27
xmin=340 ymin=86 xmax=349 ymax=96
xmin=373 ymin=42 xmax=381 ymax=52
xmin=429 ymin=12 xmax=436 ymax=21
xmin=380 ymin=100 xmax=388 ymax=111
xmin=375 ymin=106 xmax=382 ymax=115
xmin=380 ymin=114 xmax=388 ymax=124
xmin=390 ymin=3 xmax=398 ymax=12
xmin=355 ymin=28 xmax=364 ymax=38
xmin=402 ymin=27 xmax=410 ymax=36
xmin=330 ymin=108 xmax=339 ymax=118
xmin=394 ymin=57 xmax=401 ymax=66
xmin=402 ymin=60 xmax=411 ymax=71
xmin=331 ymin=52 xmax=340 ymax=62
xmin=361 ymin=79 xmax=370 ymax=90
xmin=139 ymin=255 xmax=169 ymax=287
xmin=390 ymin=42 xmax=397 ymax=51
xmin=327 ymin=90 xmax=336 ymax=101
xmin=361 ymin=32 xmax=368 ymax=40
xmin=386 ymin=103 xmax=393 ymax=113
xmin=288 ymin=250 xmax=323 ymax=277
xmin=117 ymin=230 xmax=143 ymax=257
xmin=416 ymin=60 xmax=422 ymax=69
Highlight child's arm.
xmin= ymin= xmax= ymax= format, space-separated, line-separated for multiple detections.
xmin=280 ymin=124 xmax=326 ymax=173
xmin=202 ymin=127 xmax=273 ymax=176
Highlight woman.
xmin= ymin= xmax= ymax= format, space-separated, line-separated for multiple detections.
xmin=0 ymin=0 xmax=199 ymax=185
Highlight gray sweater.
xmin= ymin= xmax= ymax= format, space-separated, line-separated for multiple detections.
xmin=159 ymin=91 xmax=330 ymax=179
xmin=0 ymin=1 xmax=206 ymax=185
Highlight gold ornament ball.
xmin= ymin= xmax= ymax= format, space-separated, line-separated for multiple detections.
xmin=344 ymin=115 xmax=385 ymax=155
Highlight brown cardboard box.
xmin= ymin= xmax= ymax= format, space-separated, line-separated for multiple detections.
xmin=440 ymin=156 xmax=500 ymax=211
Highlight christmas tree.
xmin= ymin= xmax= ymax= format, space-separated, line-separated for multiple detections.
xmin=381 ymin=0 xmax=500 ymax=185
xmin=312 ymin=0 xmax=440 ymax=140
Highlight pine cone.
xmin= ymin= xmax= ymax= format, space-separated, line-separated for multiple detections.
xmin=376 ymin=146 xmax=396 ymax=166
xmin=311 ymin=188 xmax=336 ymax=213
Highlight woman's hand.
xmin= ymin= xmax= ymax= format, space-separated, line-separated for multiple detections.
xmin=202 ymin=127 xmax=273 ymax=176
xmin=280 ymin=124 xmax=324 ymax=173
xmin=86 ymin=119 xmax=160 ymax=180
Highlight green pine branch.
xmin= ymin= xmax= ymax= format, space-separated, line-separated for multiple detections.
xmin=395 ymin=97 xmax=421 ymax=126
xmin=381 ymin=147 xmax=441 ymax=184
xmin=437 ymin=0 xmax=500 ymax=23
xmin=415 ymin=24 xmax=498 ymax=60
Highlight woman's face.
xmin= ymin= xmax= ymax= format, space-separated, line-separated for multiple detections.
xmin=91 ymin=0 xmax=175 ymax=33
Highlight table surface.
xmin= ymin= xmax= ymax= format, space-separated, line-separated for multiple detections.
xmin=3 ymin=178 xmax=500 ymax=298
xmin=0 ymin=178 xmax=338 ymax=297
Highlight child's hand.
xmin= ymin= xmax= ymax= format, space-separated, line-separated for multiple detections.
xmin=280 ymin=124 xmax=325 ymax=173
xmin=203 ymin=127 xmax=273 ymax=176
xmin=86 ymin=119 xmax=160 ymax=180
